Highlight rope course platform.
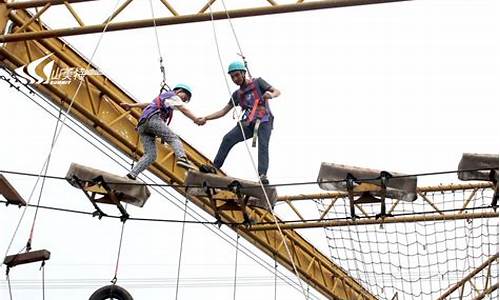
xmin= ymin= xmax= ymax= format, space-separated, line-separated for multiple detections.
xmin=0 ymin=174 xmax=26 ymax=207
xmin=0 ymin=1 xmax=498 ymax=300
xmin=66 ymin=163 xmax=151 ymax=221
xmin=185 ymin=170 xmax=277 ymax=225
xmin=458 ymin=153 xmax=499 ymax=208
xmin=318 ymin=162 xmax=417 ymax=219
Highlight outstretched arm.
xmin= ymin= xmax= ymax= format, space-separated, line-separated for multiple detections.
xmin=120 ymin=102 xmax=149 ymax=111
xmin=178 ymin=106 xmax=205 ymax=125
xmin=204 ymin=103 xmax=233 ymax=121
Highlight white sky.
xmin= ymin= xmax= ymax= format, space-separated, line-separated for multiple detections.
xmin=1 ymin=0 xmax=499 ymax=299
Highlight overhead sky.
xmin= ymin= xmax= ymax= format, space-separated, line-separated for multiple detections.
xmin=1 ymin=0 xmax=498 ymax=299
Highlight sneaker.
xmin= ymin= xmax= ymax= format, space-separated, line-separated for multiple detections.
xmin=199 ymin=164 xmax=217 ymax=174
xmin=259 ymin=174 xmax=269 ymax=185
xmin=126 ymin=173 xmax=136 ymax=180
xmin=176 ymin=157 xmax=193 ymax=169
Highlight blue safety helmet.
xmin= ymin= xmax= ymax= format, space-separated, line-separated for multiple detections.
xmin=173 ymin=83 xmax=192 ymax=100
xmin=227 ymin=61 xmax=246 ymax=74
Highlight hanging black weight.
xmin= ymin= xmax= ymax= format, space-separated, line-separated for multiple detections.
xmin=89 ymin=285 xmax=133 ymax=300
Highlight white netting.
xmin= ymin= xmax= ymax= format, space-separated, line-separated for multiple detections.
xmin=316 ymin=187 xmax=498 ymax=300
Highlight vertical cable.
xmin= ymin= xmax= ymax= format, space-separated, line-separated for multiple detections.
xmin=6 ymin=270 xmax=13 ymax=300
xmin=148 ymin=0 xmax=169 ymax=90
xmin=206 ymin=3 xmax=309 ymax=298
xmin=174 ymin=199 xmax=188 ymax=300
xmin=274 ymin=255 xmax=278 ymax=300
xmin=112 ymin=209 xmax=127 ymax=285
xmin=41 ymin=261 xmax=46 ymax=300
xmin=4 ymin=0 xmax=124 ymax=257
xmin=233 ymin=234 xmax=240 ymax=300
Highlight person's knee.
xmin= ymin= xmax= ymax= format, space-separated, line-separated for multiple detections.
xmin=145 ymin=149 xmax=157 ymax=162
xmin=221 ymin=133 xmax=235 ymax=146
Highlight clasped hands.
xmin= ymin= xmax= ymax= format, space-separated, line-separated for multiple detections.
xmin=194 ymin=117 xmax=207 ymax=126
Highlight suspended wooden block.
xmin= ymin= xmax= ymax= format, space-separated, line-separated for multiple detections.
xmin=317 ymin=162 xmax=417 ymax=202
xmin=4 ymin=249 xmax=50 ymax=268
xmin=185 ymin=170 xmax=277 ymax=210
xmin=458 ymin=153 xmax=499 ymax=181
xmin=65 ymin=163 xmax=150 ymax=207
xmin=0 ymin=174 xmax=26 ymax=206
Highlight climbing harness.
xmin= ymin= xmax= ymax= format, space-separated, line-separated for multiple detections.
xmin=207 ymin=1 xmax=310 ymax=298
xmin=137 ymin=91 xmax=176 ymax=128
xmin=155 ymin=93 xmax=174 ymax=125
xmin=237 ymin=78 xmax=273 ymax=147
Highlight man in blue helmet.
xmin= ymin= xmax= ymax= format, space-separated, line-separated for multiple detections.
xmin=201 ymin=61 xmax=281 ymax=184
xmin=120 ymin=84 xmax=205 ymax=180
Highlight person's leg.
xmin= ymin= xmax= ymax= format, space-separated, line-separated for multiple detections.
xmin=147 ymin=116 xmax=186 ymax=159
xmin=129 ymin=128 xmax=157 ymax=178
xmin=257 ymin=121 xmax=273 ymax=177
xmin=213 ymin=123 xmax=252 ymax=169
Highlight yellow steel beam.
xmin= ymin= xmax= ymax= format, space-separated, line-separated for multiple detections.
xmin=0 ymin=9 xmax=376 ymax=300
xmin=13 ymin=2 xmax=51 ymax=33
xmin=104 ymin=0 xmax=134 ymax=24
xmin=436 ymin=253 xmax=499 ymax=300
xmin=64 ymin=1 xmax=86 ymax=27
xmin=472 ymin=283 xmax=499 ymax=300
xmin=250 ymin=211 xmax=499 ymax=231
xmin=277 ymin=182 xmax=494 ymax=201
xmin=158 ymin=0 xmax=179 ymax=16
xmin=198 ymin=0 xmax=218 ymax=14
xmin=6 ymin=0 xmax=96 ymax=10
xmin=0 ymin=0 xmax=412 ymax=42
xmin=0 ymin=1 xmax=7 ymax=34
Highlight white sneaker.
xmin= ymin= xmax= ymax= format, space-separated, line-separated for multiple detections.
xmin=176 ymin=157 xmax=193 ymax=169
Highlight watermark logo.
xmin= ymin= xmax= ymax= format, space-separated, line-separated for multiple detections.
xmin=14 ymin=53 xmax=102 ymax=85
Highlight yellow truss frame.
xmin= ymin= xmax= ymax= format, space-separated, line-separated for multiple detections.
xmin=0 ymin=5 xmax=377 ymax=299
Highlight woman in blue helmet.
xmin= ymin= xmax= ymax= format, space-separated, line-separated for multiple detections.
xmin=120 ymin=84 xmax=204 ymax=180
xmin=201 ymin=61 xmax=281 ymax=184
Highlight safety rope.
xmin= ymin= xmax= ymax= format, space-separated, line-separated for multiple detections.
xmin=174 ymin=199 xmax=189 ymax=300
xmin=274 ymin=256 xmax=278 ymax=300
xmin=6 ymin=269 xmax=13 ymax=300
xmin=1 ymin=198 xmax=493 ymax=225
xmin=219 ymin=0 xmax=251 ymax=78
xmin=207 ymin=4 xmax=243 ymax=122
xmin=148 ymin=0 xmax=170 ymax=92
xmin=207 ymin=3 xmax=309 ymax=298
xmin=41 ymin=261 xmax=46 ymax=300
xmin=233 ymin=234 xmax=240 ymax=300
xmin=0 ymin=72 xmax=317 ymax=298
xmin=27 ymin=105 xmax=63 ymax=252
xmin=0 ymin=167 xmax=497 ymax=189
xmin=111 ymin=204 xmax=127 ymax=286
xmin=3 ymin=0 xmax=124 ymax=258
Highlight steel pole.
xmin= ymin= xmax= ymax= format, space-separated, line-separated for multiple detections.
xmin=1 ymin=0 xmax=411 ymax=42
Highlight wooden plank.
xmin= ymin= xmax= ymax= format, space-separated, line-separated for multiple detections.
xmin=4 ymin=249 xmax=51 ymax=268
xmin=0 ymin=174 xmax=26 ymax=206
